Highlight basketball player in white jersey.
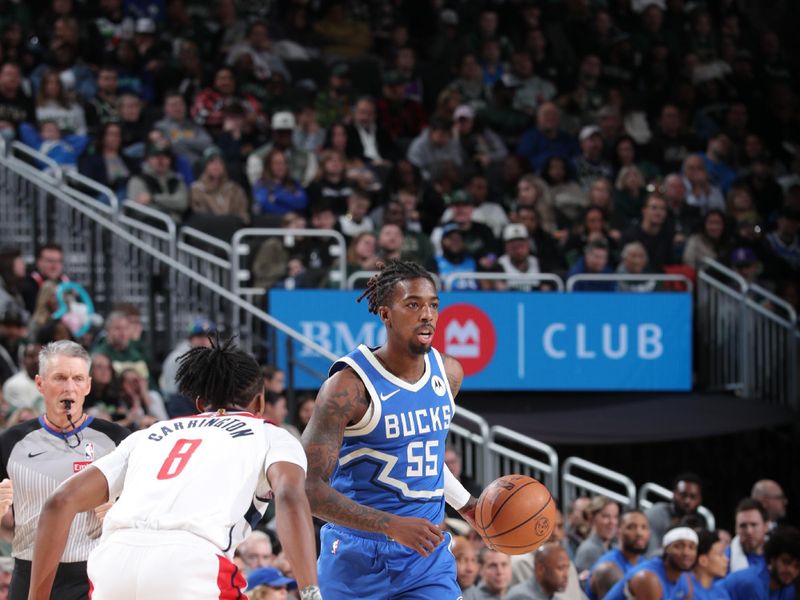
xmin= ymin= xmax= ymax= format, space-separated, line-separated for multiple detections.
xmin=27 ymin=338 xmax=322 ymax=600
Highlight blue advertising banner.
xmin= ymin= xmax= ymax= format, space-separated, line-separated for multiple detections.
xmin=269 ymin=291 xmax=692 ymax=391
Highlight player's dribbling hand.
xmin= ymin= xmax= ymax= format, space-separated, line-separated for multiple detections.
xmin=0 ymin=479 xmax=12 ymax=516
xmin=386 ymin=516 xmax=444 ymax=557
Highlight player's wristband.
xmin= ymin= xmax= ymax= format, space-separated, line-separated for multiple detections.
xmin=300 ymin=585 xmax=322 ymax=600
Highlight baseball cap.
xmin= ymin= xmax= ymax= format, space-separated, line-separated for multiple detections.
xmin=579 ymin=125 xmax=602 ymax=142
xmin=0 ymin=309 xmax=26 ymax=327
xmin=453 ymin=105 xmax=475 ymax=121
xmin=135 ymin=17 xmax=156 ymax=34
xmin=188 ymin=318 xmax=216 ymax=338
xmin=730 ymin=247 xmax=757 ymax=266
xmin=382 ymin=70 xmax=407 ymax=86
xmin=503 ymin=223 xmax=528 ymax=242
xmin=145 ymin=141 xmax=170 ymax=158
xmin=246 ymin=567 xmax=297 ymax=591
xmin=331 ymin=63 xmax=351 ymax=78
xmin=201 ymin=145 xmax=223 ymax=169
xmin=444 ymin=190 xmax=474 ymax=206
xmin=271 ymin=111 xmax=296 ymax=131
xmin=440 ymin=9 xmax=459 ymax=25
xmin=441 ymin=222 xmax=463 ymax=238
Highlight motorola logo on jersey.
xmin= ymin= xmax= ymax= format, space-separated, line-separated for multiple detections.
xmin=431 ymin=375 xmax=447 ymax=397
xmin=433 ymin=304 xmax=496 ymax=376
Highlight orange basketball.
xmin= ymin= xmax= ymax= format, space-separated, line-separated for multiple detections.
xmin=475 ymin=474 xmax=556 ymax=555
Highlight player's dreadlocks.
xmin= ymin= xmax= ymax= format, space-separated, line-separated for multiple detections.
xmin=175 ymin=335 xmax=263 ymax=411
xmin=356 ymin=260 xmax=435 ymax=315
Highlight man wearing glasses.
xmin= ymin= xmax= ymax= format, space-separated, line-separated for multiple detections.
xmin=0 ymin=340 xmax=128 ymax=600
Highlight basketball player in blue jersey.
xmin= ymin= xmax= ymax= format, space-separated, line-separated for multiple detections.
xmin=603 ymin=527 xmax=697 ymax=600
xmin=302 ymin=260 xmax=478 ymax=600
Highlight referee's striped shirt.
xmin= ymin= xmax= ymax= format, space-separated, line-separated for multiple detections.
xmin=0 ymin=416 xmax=128 ymax=562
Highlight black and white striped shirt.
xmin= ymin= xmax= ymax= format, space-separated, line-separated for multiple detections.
xmin=0 ymin=416 xmax=128 ymax=562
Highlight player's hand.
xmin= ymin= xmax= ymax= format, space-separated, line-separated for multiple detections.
xmin=0 ymin=479 xmax=12 ymax=516
xmin=457 ymin=497 xmax=478 ymax=531
xmin=94 ymin=501 xmax=113 ymax=523
xmin=386 ymin=515 xmax=444 ymax=557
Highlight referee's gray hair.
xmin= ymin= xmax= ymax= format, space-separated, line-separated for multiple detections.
xmin=39 ymin=340 xmax=91 ymax=377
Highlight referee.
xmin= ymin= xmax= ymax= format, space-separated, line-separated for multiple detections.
xmin=0 ymin=340 xmax=128 ymax=600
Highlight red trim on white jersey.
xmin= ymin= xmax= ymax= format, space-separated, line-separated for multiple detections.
xmin=215 ymin=554 xmax=246 ymax=599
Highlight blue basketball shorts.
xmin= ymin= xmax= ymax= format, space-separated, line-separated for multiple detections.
xmin=317 ymin=523 xmax=463 ymax=600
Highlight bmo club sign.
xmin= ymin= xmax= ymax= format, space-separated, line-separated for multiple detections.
xmin=268 ymin=291 xmax=692 ymax=391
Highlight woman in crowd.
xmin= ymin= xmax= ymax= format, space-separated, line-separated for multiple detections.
xmin=35 ymin=69 xmax=87 ymax=135
xmin=78 ymin=121 xmax=138 ymax=198
xmin=252 ymin=149 xmax=308 ymax=215
xmin=683 ymin=209 xmax=731 ymax=270
xmin=574 ymin=495 xmax=620 ymax=573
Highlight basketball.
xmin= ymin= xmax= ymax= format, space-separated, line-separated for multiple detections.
xmin=475 ymin=474 xmax=556 ymax=555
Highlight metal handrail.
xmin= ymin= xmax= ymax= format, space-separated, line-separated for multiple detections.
xmin=19 ymin=170 xmax=338 ymax=361
xmin=231 ymin=228 xmax=348 ymax=291
xmin=562 ymin=456 xmax=637 ymax=509
xmin=176 ymin=240 xmax=231 ymax=269
xmin=700 ymin=258 xmax=748 ymax=294
xmin=120 ymin=199 xmax=177 ymax=243
xmin=63 ymin=170 xmax=119 ymax=212
xmin=637 ymin=482 xmax=716 ymax=531
xmin=347 ymin=270 xmax=443 ymax=291
xmin=178 ymin=226 xmax=234 ymax=256
xmin=58 ymin=183 xmax=116 ymax=218
xmin=449 ymin=406 xmax=492 ymax=488
xmin=444 ymin=271 xmax=564 ymax=291
xmin=489 ymin=426 xmax=559 ymax=494
xmin=747 ymin=285 xmax=797 ymax=325
xmin=566 ymin=273 xmax=693 ymax=292
xmin=10 ymin=141 xmax=62 ymax=182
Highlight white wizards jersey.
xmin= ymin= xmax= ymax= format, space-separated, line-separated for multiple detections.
xmin=92 ymin=411 xmax=306 ymax=557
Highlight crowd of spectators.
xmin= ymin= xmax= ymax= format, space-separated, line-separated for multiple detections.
xmin=0 ymin=0 xmax=797 ymax=303
xmin=0 ymin=1 xmax=799 ymax=596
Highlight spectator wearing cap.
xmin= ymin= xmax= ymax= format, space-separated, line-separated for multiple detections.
xmin=315 ymin=63 xmax=354 ymax=129
xmin=573 ymin=125 xmax=613 ymax=190
xmin=189 ymin=146 xmax=250 ymax=224
xmin=517 ymin=103 xmax=579 ymax=174
xmin=762 ymin=207 xmax=800 ymax=280
xmin=435 ymin=223 xmax=479 ymax=291
xmin=621 ymin=194 xmax=674 ymax=272
xmin=432 ymin=190 xmax=499 ymax=259
xmin=159 ymin=318 xmax=215 ymax=415
xmin=247 ymin=111 xmax=318 ymax=188
xmin=480 ymin=74 xmax=530 ymax=148
xmin=497 ymin=224 xmax=541 ymax=291
xmin=346 ymin=96 xmax=398 ymax=168
xmin=603 ymin=527 xmax=697 ymax=600
xmin=436 ymin=173 xmax=509 ymax=239
xmin=729 ymin=247 xmax=762 ymax=284
xmin=155 ymin=91 xmax=213 ymax=168
xmin=376 ymin=70 xmax=427 ymax=153
xmin=127 ymin=141 xmax=189 ymax=221
xmin=246 ymin=566 xmax=297 ymax=599
xmin=508 ymin=49 xmax=557 ymax=116
xmin=720 ymin=525 xmax=800 ymax=600
xmin=452 ymin=104 xmax=508 ymax=179
xmin=407 ymin=117 xmax=462 ymax=181
xmin=567 ymin=240 xmax=616 ymax=291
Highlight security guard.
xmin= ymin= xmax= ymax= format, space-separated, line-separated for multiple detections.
xmin=0 ymin=340 xmax=128 ymax=600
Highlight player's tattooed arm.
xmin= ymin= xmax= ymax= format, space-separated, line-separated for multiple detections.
xmin=443 ymin=354 xmax=464 ymax=398
xmin=301 ymin=369 xmax=393 ymax=533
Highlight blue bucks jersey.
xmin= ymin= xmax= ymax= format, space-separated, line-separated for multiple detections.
xmin=328 ymin=344 xmax=454 ymax=525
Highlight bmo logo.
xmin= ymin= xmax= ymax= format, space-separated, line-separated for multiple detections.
xmin=433 ymin=304 xmax=496 ymax=376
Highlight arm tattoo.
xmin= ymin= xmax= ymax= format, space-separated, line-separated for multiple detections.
xmin=302 ymin=374 xmax=393 ymax=533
